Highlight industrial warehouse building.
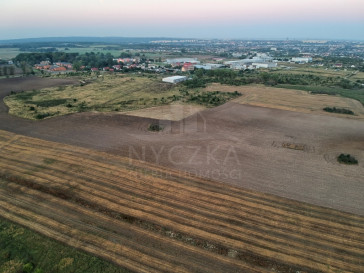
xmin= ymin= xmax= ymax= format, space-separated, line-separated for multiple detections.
xmin=162 ymin=76 xmax=188 ymax=84
xmin=166 ymin=58 xmax=200 ymax=66
xmin=252 ymin=62 xmax=278 ymax=69
xmin=292 ymin=57 xmax=313 ymax=63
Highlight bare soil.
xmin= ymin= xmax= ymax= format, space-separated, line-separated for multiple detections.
xmin=0 ymin=77 xmax=363 ymax=216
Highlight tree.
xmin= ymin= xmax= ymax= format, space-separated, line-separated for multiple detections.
xmin=9 ymin=66 xmax=15 ymax=75
xmin=20 ymin=61 xmax=27 ymax=74
xmin=73 ymin=61 xmax=82 ymax=71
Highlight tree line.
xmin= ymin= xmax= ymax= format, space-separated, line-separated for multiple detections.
xmin=184 ymin=69 xmax=364 ymax=90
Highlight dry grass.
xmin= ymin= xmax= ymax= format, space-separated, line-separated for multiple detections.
xmin=204 ymin=83 xmax=364 ymax=119
xmin=122 ymin=102 xmax=205 ymax=121
xmin=0 ymin=130 xmax=363 ymax=273
xmin=4 ymin=75 xmax=181 ymax=120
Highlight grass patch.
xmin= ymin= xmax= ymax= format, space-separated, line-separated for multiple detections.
xmin=12 ymin=90 xmax=40 ymax=101
xmin=337 ymin=154 xmax=358 ymax=165
xmin=30 ymin=99 xmax=68 ymax=107
xmin=323 ymin=107 xmax=354 ymax=115
xmin=0 ymin=218 xmax=130 ymax=273
xmin=4 ymin=75 xmax=181 ymax=120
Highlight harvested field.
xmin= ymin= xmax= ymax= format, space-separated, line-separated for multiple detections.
xmin=0 ymin=77 xmax=363 ymax=216
xmin=0 ymin=130 xmax=364 ymax=273
xmin=205 ymin=83 xmax=364 ymax=119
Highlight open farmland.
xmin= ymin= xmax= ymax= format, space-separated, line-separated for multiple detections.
xmin=205 ymin=83 xmax=364 ymax=119
xmin=1 ymin=76 xmax=364 ymax=217
xmin=0 ymin=130 xmax=364 ymax=273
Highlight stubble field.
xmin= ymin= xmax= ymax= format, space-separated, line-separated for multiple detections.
xmin=0 ymin=130 xmax=363 ymax=273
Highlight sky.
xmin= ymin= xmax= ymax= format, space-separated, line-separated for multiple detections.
xmin=1 ymin=0 xmax=364 ymax=40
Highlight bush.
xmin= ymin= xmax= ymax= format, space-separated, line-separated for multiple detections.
xmin=23 ymin=263 xmax=34 ymax=273
xmin=323 ymin=107 xmax=354 ymax=115
xmin=35 ymin=112 xmax=51 ymax=119
xmin=337 ymin=154 xmax=358 ymax=165
xmin=148 ymin=124 xmax=163 ymax=132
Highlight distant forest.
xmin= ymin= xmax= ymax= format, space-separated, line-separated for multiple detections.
xmin=14 ymin=52 xmax=119 ymax=68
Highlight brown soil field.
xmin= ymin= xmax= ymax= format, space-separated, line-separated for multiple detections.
xmin=0 ymin=130 xmax=363 ymax=273
xmin=0 ymin=77 xmax=363 ymax=217
xmin=205 ymin=83 xmax=364 ymax=119
xmin=122 ymin=103 xmax=206 ymax=121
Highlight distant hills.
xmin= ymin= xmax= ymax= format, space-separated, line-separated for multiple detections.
xmin=0 ymin=37 xmax=191 ymax=44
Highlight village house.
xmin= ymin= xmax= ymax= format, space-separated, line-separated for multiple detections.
xmin=181 ymin=63 xmax=195 ymax=72
xmin=50 ymin=65 xmax=67 ymax=72
xmin=112 ymin=65 xmax=122 ymax=70
xmin=54 ymin=62 xmax=73 ymax=69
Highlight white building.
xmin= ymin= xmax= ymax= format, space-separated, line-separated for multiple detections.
xmin=166 ymin=58 xmax=200 ymax=65
xmin=162 ymin=76 xmax=188 ymax=84
xmin=194 ymin=63 xmax=224 ymax=70
xmin=252 ymin=62 xmax=278 ymax=69
xmin=292 ymin=57 xmax=313 ymax=63
xmin=252 ymin=53 xmax=273 ymax=62
xmin=224 ymin=59 xmax=253 ymax=69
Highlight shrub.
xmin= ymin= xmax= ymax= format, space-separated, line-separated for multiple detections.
xmin=337 ymin=154 xmax=358 ymax=165
xmin=35 ymin=112 xmax=51 ymax=119
xmin=148 ymin=124 xmax=163 ymax=132
xmin=323 ymin=107 xmax=354 ymax=115
xmin=23 ymin=263 xmax=34 ymax=273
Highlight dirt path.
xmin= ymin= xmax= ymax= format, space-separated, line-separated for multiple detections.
xmin=1 ymin=77 xmax=364 ymax=216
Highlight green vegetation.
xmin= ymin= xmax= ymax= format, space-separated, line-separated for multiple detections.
xmin=337 ymin=154 xmax=358 ymax=165
xmin=0 ymin=66 xmax=15 ymax=77
xmin=323 ymin=107 xmax=354 ymax=115
xmin=190 ymin=69 xmax=364 ymax=105
xmin=4 ymin=75 xmax=243 ymax=120
xmin=4 ymin=76 xmax=181 ymax=119
xmin=182 ymin=89 xmax=241 ymax=107
xmin=14 ymin=52 xmax=79 ymax=66
xmin=31 ymin=99 xmax=68 ymax=108
xmin=148 ymin=123 xmax=164 ymax=132
xmin=0 ymin=218 xmax=130 ymax=273
xmin=275 ymin=84 xmax=364 ymax=105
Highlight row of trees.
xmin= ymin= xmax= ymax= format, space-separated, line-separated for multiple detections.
xmin=13 ymin=52 xmax=141 ymax=71
xmin=14 ymin=52 xmax=79 ymax=65
xmin=0 ymin=66 xmax=15 ymax=76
